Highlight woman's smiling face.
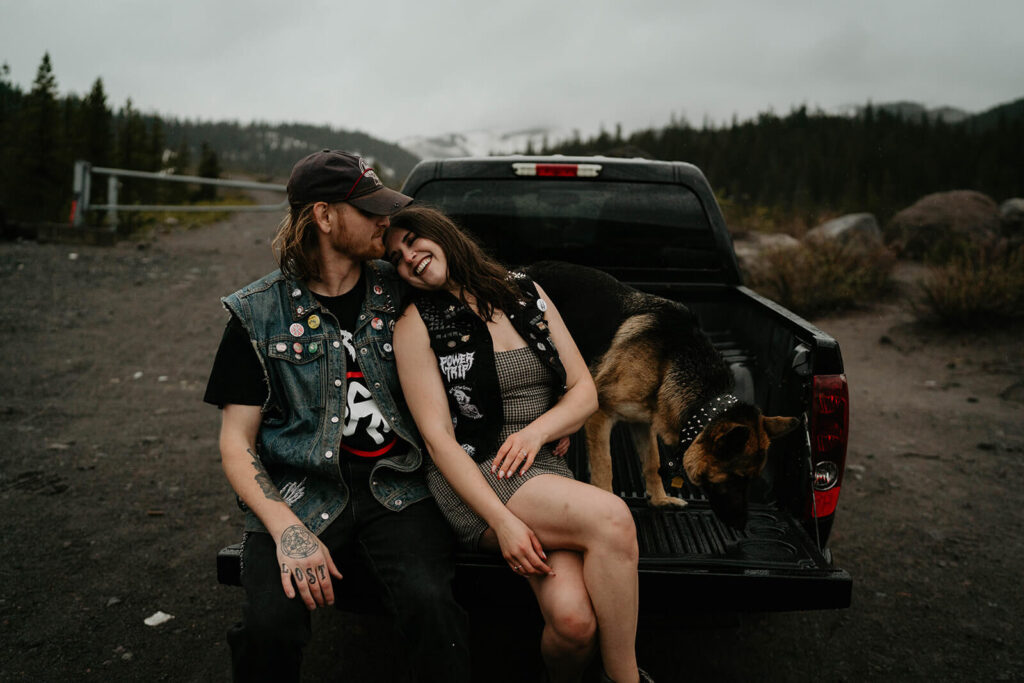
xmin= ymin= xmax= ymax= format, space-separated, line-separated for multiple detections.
xmin=384 ymin=227 xmax=449 ymax=290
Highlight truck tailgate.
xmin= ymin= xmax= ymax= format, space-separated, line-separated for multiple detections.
xmin=455 ymin=432 xmax=851 ymax=613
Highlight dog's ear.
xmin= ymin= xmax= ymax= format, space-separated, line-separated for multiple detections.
xmin=762 ymin=416 xmax=800 ymax=440
xmin=713 ymin=424 xmax=750 ymax=461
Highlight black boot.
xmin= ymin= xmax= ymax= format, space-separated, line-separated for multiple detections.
xmin=597 ymin=668 xmax=656 ymax=683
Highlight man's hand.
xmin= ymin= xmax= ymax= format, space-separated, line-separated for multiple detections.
xmin=276 ymin=524 xmax=343 ymax=610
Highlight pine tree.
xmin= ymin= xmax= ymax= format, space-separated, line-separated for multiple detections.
xmin=196 ymin=142 xmax=221 ymax=201
xmin=0 ymin=63 xmax=24 ymax=218
xmin=113 ymin=98 xmax=150 ymax=221
xmin=22 ymin=53 xmax=63 ymax=220
xmin=168 ymin=138 xmax=193 ymax=204
xmin=81 ymin=78 xmax=112 ymax=169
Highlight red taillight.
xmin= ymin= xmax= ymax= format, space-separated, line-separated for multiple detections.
xmin=536 ymin=164 xmax=577 ymax=177
xmin=511 ymin=162 xmax=602 ymax=178
xmin=809 ymin=374 xmax=849 ymax=518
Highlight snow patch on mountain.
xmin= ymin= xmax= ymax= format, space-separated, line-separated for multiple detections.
xmin=398 ymin=126 xmax=574 ymax=160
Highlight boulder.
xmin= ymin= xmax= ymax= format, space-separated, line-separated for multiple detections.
xmin=805 ymin=213 xmax=883 ymax=251
xmin=731 ymin=230 xmax=801 ymax=282
xmin=885 ymin=190 xmax=1000 ymax=260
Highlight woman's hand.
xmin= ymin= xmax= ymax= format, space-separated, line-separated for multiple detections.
xmin=275 ymin=524 xmax=344 ymax=610
xmin=492 ymin=428 xmax=549 ymax=479
xmin=493 ymin=514 xmax=554 ymax=577
xmin=552 ymin=436 xmax=570 ymax=457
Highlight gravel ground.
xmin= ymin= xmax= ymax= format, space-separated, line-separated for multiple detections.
xmin=1 ymin=211 xmax=1022 ymax=682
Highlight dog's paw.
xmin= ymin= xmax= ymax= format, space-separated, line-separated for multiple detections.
xmin=649 ymin=494 xmax=688 ymax=508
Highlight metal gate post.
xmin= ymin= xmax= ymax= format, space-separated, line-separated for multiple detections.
xmin=72 ymin=161 xmax=91 ymax=227
xmin=106 ymin=175 xmax=119 ymax=228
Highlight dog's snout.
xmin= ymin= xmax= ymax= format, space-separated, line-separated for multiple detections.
xmin=706 ymin=479 xmax=751 ymax=530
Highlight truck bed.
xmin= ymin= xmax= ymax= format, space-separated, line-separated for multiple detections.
xmin=452 ymin=320 xmax=850 ymax=614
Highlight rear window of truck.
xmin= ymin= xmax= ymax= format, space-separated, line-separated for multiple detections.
xmin=411 ymin=180 xmax=721 ymax=278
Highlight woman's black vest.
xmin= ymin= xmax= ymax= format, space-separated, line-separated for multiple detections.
xmin=414 ymin=274 xmax=567 ymax=463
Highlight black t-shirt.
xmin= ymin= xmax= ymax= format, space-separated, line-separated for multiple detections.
xmin=204 ymin=274 xmax=400 ymax=459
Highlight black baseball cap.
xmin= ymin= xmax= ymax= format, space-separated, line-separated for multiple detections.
xmin=287 ymin=150 xmax=412 ymax=215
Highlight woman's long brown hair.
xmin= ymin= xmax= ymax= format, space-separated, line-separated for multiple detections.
xmin=388 ymin=205 xmax=520 ymax=322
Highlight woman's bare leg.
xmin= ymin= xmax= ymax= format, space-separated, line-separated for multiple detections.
xmin=528 ymin=551 xmax=597 ymax=683
xmin=505 ymin=475 xmax=640 ymax=683
xmin=478 ymin=539 xmax=597 ymax=682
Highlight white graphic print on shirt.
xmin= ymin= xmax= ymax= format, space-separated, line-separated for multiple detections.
xmin=338 ymin=329 xmax=395 ymax=456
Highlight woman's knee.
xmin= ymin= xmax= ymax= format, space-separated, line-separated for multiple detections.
xmin=548 ymin=603 xmax=597 ymax=651
xmin=591 ymin=495 xmax=639 ymax=560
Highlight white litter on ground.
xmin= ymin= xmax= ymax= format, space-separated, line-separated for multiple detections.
xmin=143 ymin=611 xmax=174 ymax=627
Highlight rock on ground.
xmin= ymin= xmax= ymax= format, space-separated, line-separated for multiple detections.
xmin=731 ymin=230 xmax=801 ymax=281
xmin=805 ymin=213 xmax=883 ymax=252
xmin=885 ymin=190 xmax=1000 ymax=260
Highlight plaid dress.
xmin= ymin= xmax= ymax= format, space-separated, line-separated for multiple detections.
xmin=426 ymin=346 xmax=575 ymax=549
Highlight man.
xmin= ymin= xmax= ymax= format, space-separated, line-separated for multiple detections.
xmin=204 ymin=150 xmax=470 ymax=682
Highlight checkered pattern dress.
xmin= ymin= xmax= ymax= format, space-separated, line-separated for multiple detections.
xmin=426 ymin=346 xmax=575 ymax=550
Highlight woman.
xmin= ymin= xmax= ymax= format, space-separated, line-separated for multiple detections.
xmin=385 ymin=205 xmax=652 ymax=683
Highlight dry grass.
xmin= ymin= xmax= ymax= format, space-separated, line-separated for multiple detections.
xmin=919 ymin=244 xmax=1024 ymax=326
xmin=747 ymin=241 xmax=896 ymax=318
xmin=717 ymin=195 xmax=834 ymax=238
xmin=123 ymin=191 xmax=260 ymax=237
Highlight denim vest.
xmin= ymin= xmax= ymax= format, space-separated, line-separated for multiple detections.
xmin=414 ymin=274 xmax=567 ymax=463
xmin=222 ymin=261 xmax=429 ymax=535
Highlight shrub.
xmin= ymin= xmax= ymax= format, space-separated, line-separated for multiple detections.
xmin=747 ymin=241 xmax=896 ymax=318
xmin=919 ymin=244 xmax=1024 ymax=326
xmin=717 ymin=194 xmax=833 ymax=238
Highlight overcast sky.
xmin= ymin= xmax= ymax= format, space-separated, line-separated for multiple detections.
xmin=2 ymin=0 xmax=1022 ymax=143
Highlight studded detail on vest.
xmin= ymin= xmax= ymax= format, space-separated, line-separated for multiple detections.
xmin=415 ymin=275 xmax=567 ymax=463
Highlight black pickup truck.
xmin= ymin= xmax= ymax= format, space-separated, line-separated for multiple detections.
xmin=219 ymin=155 xmax=851 ymax=614
xmin=400 ymin=155 xmax=851 ymax=613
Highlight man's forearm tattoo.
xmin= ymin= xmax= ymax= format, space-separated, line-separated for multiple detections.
xmin=280 ymin=524 xmax=318 ymax=558
xmin=248 ymin=448 xmax=283 ymax=502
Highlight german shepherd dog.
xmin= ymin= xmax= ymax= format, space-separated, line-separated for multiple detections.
xmin=525 ymin=261 xmax=799 ymax=529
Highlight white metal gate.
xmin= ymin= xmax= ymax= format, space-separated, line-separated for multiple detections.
xmin=71 ymin=160 xmax=287 ymax=228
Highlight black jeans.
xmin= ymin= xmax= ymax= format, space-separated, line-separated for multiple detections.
xmin=228 ymin=458 xmax=470 ymax=682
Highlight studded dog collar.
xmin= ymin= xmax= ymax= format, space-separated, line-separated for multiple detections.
xmin=678 ymin=394 xmax=740 ymax=451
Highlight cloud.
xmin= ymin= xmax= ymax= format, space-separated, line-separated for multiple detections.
xmin=1 ymin=0 xmax=1021 ymax=141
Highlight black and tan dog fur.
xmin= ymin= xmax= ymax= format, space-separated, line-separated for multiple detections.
xmin=526 ymin=261 xmax=799 ymax=528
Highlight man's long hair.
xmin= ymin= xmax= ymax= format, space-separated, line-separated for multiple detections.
xmin=389 ymin=205 xmax=520 ymax=322
xmin=272 ymin=203 xmax=321 ymax=282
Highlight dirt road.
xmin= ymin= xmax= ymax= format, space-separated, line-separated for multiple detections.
xmin=1 ymin=212 xmax=1021 ymax=681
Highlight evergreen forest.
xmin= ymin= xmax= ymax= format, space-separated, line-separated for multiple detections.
xmin=542 ymin=101 xmax=1023 ymax=226
xmin=1 ymin=53 xmax=1021 ymax=228
xmin=0 ymin=54 xmax=417 ymax=225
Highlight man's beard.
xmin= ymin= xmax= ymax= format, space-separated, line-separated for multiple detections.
xmin=333 ymin=230 xmax=385 ymax=262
